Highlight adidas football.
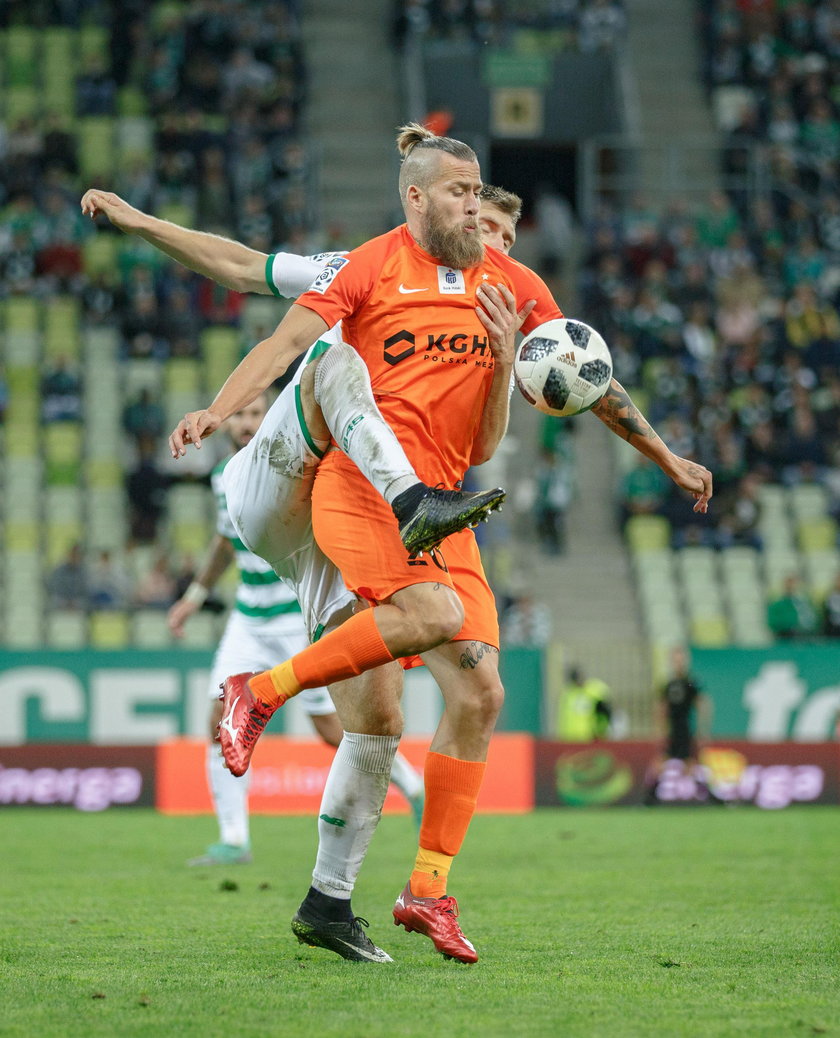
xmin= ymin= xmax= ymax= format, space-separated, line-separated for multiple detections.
xmin=514 ymin=318 xmax=613 ymax=417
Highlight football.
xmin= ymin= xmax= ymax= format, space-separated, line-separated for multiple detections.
xmin=513 ymin=318 xmax=613 ymax=417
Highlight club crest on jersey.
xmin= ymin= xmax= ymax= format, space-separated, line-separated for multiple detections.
xmin=309 ymin=255 xmax=349 ymax=294
xmin=437 ymin=266 xmax=466 ymax=294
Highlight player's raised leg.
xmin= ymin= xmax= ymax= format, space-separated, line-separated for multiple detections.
xmin=308 ymin=342 xmax=506 ymax=554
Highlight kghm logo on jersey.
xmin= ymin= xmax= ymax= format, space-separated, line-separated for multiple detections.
xmin=383 ymin=329 xmax=493 ymax=367
xmin=309 ymin=255 xmax=349 ymax=294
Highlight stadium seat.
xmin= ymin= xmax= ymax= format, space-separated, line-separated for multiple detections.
xmin=625 ymin=514 xmax=671 ymax=553
xmin=6 ymin=297 xmax=39 ymax=333
xmin=44 ymin=297 xmax=82 ymax=362
xmin=5 ymin=26 xmax=38 ymax=86
xmin=4 ymin=85 xmax=39 ymax=122
xmin=46 ymin=609 xmax=88 ymax=649
xmin=117 ymin=86 xmax=149 ymax=117
xmin=78 ymin=116 xmax=117 ymax=179
xmin=164 ymin=358 xmax=202 ymax=395
xmin=179 ymin=610 xmax=219 ymax=648
xmin=797 ymin=518 xmax=837 ymax=553
xmin=90 ymin=611 xmax=130 ymax=649
xmin=762 ymin=548 xmax=803 ymax=596
xmin=789 ymin=483 xmax=829 ymax=522
xmin=201 ymin=326 xmax=241 ymax=389
xmin=78 ymin=24 xmax=109 ymax=64
xmin=3 ymin=457 xmax=42 ymax=521
xmin=82 ymin=233 xmax=121 ymax=278
xmin=43 ymin=422 xmax=83 ymax=485
xmin=133 ymin=609 xmax=172 ymax=648
xmin=803 ymin=549 xmax=840 ymax=600
xmin=690 ymin=615 xmax=730 ymax=647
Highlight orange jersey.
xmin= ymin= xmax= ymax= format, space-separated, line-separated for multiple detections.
xmin=297 ymin=224 xmax=563 ymax=486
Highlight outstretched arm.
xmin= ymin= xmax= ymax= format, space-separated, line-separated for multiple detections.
xmin=168 ymin=303 xmax=329 ymax=456
xmin=80 ymin=189 xmax=271 ymax=294
xmin=470 ymin=283 xmax=536 ymax=466
xmin=592 ymin=378 xmax=713 ymax=513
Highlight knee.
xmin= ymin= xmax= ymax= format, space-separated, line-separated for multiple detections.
xmin=413 ymin=593 xmax=465 ymax=647
xmin=461 ymin=674 xmax=505 ymax=729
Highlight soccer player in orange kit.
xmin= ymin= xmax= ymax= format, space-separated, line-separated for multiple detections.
xmin=170 ymin=127 xmax=712 ymax=962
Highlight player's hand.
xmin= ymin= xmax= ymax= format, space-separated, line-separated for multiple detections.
xmin=80 ymin=189 xmax=145 ymax=232
xmin=169 ymin=409 xmax=222 ymax=457
xmin=167 ymin=599 xmax=198 ymax=638
xmin=476 ymin=283 xmax=536 ymax=365
xmin=666 ymin=454 xmax=713 ymax=514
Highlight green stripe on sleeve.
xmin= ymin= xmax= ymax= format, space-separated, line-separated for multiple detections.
xmin=265 ymin=254 xmax=281 ymax=297
xmin=295 ymin=383 xmax=325 ymax=459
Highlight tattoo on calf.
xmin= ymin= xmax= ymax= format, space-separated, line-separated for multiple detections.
xmin=459 ymin=642 xmax=500 ymax=670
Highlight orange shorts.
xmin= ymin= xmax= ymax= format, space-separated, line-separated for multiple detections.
xmin=312 ymin=452 xmax=499 ymax=652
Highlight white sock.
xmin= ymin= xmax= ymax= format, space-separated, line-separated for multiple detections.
xmin=311 ymin=731 xmax=399 ymax=898
xmin=314 ymin=342 xmax=419 ymax=504
xmin=389 ymin=750 xmax=424 ymax=802
xmin=207 ymin=743 xmax=251 ymax=847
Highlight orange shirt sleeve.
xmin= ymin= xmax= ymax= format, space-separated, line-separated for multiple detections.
xmin=294 ymin=233 xmax=394 ymax=329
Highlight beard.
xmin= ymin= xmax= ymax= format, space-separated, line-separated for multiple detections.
xmin=421 ymin=204 xmax=485 ymax=270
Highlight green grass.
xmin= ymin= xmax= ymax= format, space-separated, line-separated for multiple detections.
xmin=1 ymin=807 xmax=838 ymax=1037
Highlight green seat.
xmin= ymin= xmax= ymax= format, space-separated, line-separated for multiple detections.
xmin=78 ymin=116 xmax=116 ymax=178
xmin=44 ymin=422 xmax=83 ymax=485
xmin=82 ymin=233 xmax=121 ymax=277
xmin=90 ymin=611 xmax=130 ymax=649
xmin=44 ymin=297 xmax=82 ymax=361
xmin=5 ymin=26 xmax=38 ymax=87
xmin=690 ymin=615 xmax=730 ymax=647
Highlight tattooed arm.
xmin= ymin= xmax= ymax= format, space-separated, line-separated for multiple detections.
xmin=592 ymin=378 xmax=713 ymax=514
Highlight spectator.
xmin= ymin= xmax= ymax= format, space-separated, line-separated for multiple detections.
xmin=122 ymin=387 xmax=166 ymax=454
xmin=501 ymin=592 xmax=552 ymax=647
xmin=134 ymin=552 xmax=177 ymax=610
xmin=126 ymin=447 xmax=170 ymax=542
xmin=87 ymin=549 xmax=132 ymax=611
xmin=41 ymin=356 xmax=83 ymax=423
xmin=47 ymin=543 xmax=87 ymax=611
xmin=555 ymin=665 xmax=612 ymax=741
xmin=767 ymin=574 xmax=820 ymax=639
xmin=822 ymin=571 xmax=840 ymax=636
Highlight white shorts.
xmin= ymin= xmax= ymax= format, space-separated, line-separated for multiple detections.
xmin=223 ymin=385 xmax=353 ymax=641
xmin=208 ymin=609 xmax=334 ymax=716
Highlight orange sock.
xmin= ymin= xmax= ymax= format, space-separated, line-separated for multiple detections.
xmin=249 ymin=610 xmax=395 ymax=709
xmin=410 ymin=752 xmax=486 ymax=898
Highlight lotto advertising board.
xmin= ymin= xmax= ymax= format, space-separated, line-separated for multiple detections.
xmin=535 ymin=741 xmax=840 ymax=809
xmin=691 ymin=646 xmax=840 ymax=741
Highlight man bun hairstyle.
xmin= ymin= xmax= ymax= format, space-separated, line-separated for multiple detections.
xmin=396 ymin=121 xmax=478 ymax=203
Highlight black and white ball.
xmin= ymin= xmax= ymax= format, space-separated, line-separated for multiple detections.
xmin=514 ymin=319 xmax=613 ymax=418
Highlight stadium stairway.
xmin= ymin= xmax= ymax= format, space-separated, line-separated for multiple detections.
xmin=300 ymin=0 xmax=403 ymax=243
xmin=621 ymin=0 xmax=721 ymax=204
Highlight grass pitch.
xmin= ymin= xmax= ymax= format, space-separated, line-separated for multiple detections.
xmin=1 ymin=806 xmax=837 ymax=1038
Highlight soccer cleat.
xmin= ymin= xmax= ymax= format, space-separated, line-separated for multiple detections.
xmin=292 ymin=905 xmax=393 ymax=963
xmin=187 ymin=842 xmax=252 ymax=867
xmin=392 ymin=882 xmax=478 ymax=963
xmin=392 ymin=483 xmax=506 ymax=555
xmin=217 ymin=672 xmax=276 ymax=777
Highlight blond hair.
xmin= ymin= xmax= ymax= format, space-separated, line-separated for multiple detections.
xmin=396 ymin=122 xmax=478 ymax=204
xmin=480 ymin=184 xmax=523 ymax=226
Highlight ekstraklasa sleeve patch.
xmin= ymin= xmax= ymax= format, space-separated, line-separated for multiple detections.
xmin=308 ymin=255 xmax=349 ymax=294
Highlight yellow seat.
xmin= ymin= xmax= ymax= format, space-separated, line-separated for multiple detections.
xmin=44 ymin=297 xmax=82 ymax=361
xmin=86 ymin=458 xmax=123 ymax=488
xmin=78 ymin=116 xmax=116 ymax=178
xmin=5 ymin=522 xmax=40 ymax=552
xmin=164 ymin=357 xmax=202 ymax=395
xmin=46 ymin=520 xmax=85 ymax=567
xmin=82 ymin=234 xmax=121 ymax=277
xmin=201 ymin=326 xmax=240 ymax=388
xmin=690 ymin=615 xmax=730 ymax=647
xmin=625 ymin=514 xmax=671 ymax=553
xmin=6 ymin=297 xmax=39 ymax=332
xmin=798 ymin=518 xmax=837 ymax=553
xmin=90 ymin=611 xmax=130 ymax=649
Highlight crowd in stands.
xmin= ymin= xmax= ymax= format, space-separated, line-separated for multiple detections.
xmin=393 ymin=0 xmax=626 ymax=51
xmin=0 ymin=1 xmax=313 ymax=624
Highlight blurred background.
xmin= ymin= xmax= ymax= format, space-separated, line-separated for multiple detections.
xmin=1 ymin=0 xmax=839 ymax=766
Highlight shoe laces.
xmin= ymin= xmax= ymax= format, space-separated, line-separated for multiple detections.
xmin=242 ymin=701 xmax=272 ymax=743
xmin=433 ymin=896 xmax=459 ymax=917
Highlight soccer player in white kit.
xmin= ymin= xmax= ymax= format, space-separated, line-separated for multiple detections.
xmin=167 ymin=393 xmax=425 ymax=866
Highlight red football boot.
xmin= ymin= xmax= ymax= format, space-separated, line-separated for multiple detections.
xmin=392 ymin=882 xmax=478 ymax=963
xmin=217 ymin=672 xmax=276 ymax=777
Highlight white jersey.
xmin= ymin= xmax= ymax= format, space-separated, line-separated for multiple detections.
xmin=222 ymin=250 xmax=354 ymax=642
